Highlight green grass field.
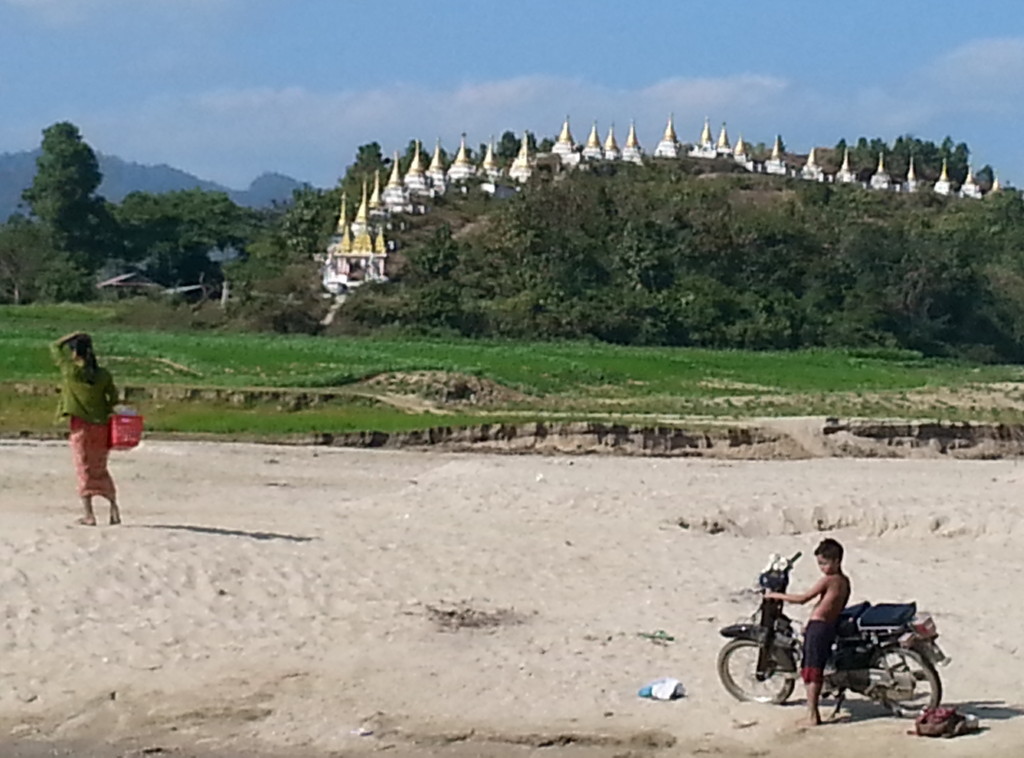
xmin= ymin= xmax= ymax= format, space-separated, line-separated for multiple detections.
xmin=4 ymin=302 xmax=1024 ymax=437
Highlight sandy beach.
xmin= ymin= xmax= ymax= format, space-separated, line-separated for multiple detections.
xmin=2 ymin=439 xmax=1022 ymax=757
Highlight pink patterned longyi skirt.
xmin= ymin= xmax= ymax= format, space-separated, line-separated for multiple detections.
xmin=69 ymin=416 xmax=116 ymax=499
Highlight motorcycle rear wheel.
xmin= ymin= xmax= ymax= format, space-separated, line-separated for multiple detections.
xmin=872 ymin=647 xmax=942 ymax=717
xmin=717 ymin=639 xmax=796 ymax=704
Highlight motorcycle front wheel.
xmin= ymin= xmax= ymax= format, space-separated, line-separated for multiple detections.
xmin=717 ymin=639 xmax=796 ymax=704
xmin=872 ymin=647 xmax=942 ymax=717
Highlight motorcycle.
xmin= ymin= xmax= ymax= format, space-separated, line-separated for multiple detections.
xmin=716 ymin=552 xmax=949 ymax=718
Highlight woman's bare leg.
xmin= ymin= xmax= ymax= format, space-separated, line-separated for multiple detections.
xmin=79 ymin=496 xmax=97 ymax=526
xmin=108 ymin=497 xmax=121 ymax=525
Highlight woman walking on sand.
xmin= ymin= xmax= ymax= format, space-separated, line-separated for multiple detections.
xmin=52 ymin=332 xmax=121 ymax=526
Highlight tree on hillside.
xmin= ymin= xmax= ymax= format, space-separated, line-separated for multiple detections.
xmin=0 ymin=216 xmax=89 ymax=303
xmin=116 ymin=189 xmax=258 ymax=287
xmin=496 ymin=131 xmax=520 ymax=162
xmin=276 ymin=185 xmax=335 ymax=262
xmin=340 ymin=142 xmax=387 ymax=200
xmin=22 ymin=121 xmax=119 ymax=272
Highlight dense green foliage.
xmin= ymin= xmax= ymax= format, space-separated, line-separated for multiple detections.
xmin=4 ymin=121 xmax=1024 ymax=364
xmin=347 ymin=163 xmax=1024 ymax=361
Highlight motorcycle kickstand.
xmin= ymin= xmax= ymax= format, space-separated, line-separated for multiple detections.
xmin=830 ymin=691 xmax=846 ymax=721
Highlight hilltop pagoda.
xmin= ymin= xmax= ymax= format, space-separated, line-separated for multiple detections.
xmin=801 ymin=147 xmax=825 ymax=182
xmin=654 ymin=115 xmax=679 ymax=158
xmin=603 ymin=124 xmax=620 ymax=160
xmin=764 ymin=135 xmax=787 ymax=176
xmin=835 ymin=148 xmax=857 ymax=184
xmin=427 ymin=139 xmax=448 ymax=189
xmin=622 ymin=121 xmax=643 ymax=164
xmin=447 ymin=134 xmax=476 ymax=183
xmin=553 ymin=116 xmax=579 ymax=165
xmin=582 ymin=122 xmax=603 ymax=161
xmin=509 ymin=131 xmax=534 ymax=183
xmin=404 ymin=141 xmax=430 ymax=196
xmin=869 ymin=152 xmax=892 ymax=191
xmin=934 ymin=158 xmax=953 ymax=196
xmin=688 ymin=117 xmax=716 ymax=159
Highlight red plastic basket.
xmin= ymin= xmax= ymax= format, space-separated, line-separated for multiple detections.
xmin=110 ymin=413 xmax=144 ymax=450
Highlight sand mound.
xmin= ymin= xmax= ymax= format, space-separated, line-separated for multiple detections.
xmin=424 ymin=600 xmax=527 ymax=632
xmin=359 ymin=371 xmax=528 ymax=406
xmin=674 ymin=501 xmax=1022 ymax=539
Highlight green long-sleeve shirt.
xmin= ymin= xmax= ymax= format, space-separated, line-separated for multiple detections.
xmin=51 ymin=341 xmax=118 ymax=425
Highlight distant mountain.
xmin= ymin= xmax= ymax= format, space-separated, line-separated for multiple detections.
xmin=0 ymin=150 xmax=307 ymax=221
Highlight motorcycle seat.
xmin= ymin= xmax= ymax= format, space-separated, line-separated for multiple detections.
xmin=837 ymin=602 xmax=871 ymax=637
xmin=857 ymin=602 xmax=917 ymax=630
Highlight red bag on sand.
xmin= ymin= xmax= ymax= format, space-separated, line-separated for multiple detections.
xmin=110 ymin=413 xmax=144 ymax=450
xmin=914 ymin=707 xmax=968 ymax=738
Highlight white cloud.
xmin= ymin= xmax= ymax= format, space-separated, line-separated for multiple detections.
xmin=67 ymin=73 xmax=801 ymax=187
xmin=922 ymin=37 xmax=1024 ymax=112
xmin=15 ymin=38 xmax=1024 ymax=188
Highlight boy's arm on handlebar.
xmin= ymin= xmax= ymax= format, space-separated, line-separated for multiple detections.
xmin=765 ymin=576 xmax=826 ymax=605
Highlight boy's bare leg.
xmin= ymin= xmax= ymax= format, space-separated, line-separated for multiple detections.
xmin=78 ymin=496 xmax=97 ymax=526
xmin=108 ymin=497 xmax=121 ymax=525
xmin=798 ymin=681 xmax=824 ymax=727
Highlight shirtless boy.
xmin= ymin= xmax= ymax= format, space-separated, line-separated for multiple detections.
xmin=765 ymin=538 xmax=851 ymax=726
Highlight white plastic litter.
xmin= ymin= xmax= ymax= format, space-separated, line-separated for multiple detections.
xmin=638 ymin=677 xmax=685 ymax=700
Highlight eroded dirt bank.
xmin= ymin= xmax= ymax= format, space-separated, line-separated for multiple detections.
xmin=314 ymin=418 xmax=1024 ymax=459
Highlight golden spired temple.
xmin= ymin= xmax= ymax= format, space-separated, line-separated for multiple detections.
xmin=321 ymin=182 xmax=389 ymax=294
xmin=321 ymin=114 xmax=1007 ymax=293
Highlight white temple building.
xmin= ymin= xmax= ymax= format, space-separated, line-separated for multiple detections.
xmin=480 ymin=139 xmax=501 ymax=180
xmin=960 ymin=165 xmax=982 ymax=199
xmin=350 ymin=182 xmax=370 ymax=238
xmin=403 ymin=141 xmax=430 ymax=196
xmin=905 ymin=156 xmax=919 ymax=193
xmin=716 ymin=123 xmax=732 ymax=157
xmin=733 ymin=134 xmax=753 ymax=170
xmin=764 ymin=135 xmax=787 ymax=176
xmin=688 ymin=117 xmax=716 ymax=159
xmin=321 ymin=190 xmax=388 ymax=294
xmin=801 ymin=147 xmax=825 ymax=182
xmin=382 ymin=152 xmax=413 ymax=213
xmin=835 ymin=149 xmax=857 ymax=184
xmin=368 ymin=170 xmax=386 ymax=221
xmin=447 ymin=134 xmax=476 ymax=183
xmin=654 ymin=115 xmax=679 ymax=158
xmin=603 ymin=125 xmax=620 ymax=161
xmin=869 ymin=153 xmax=892 ymax=191
xmin=622 ymin=121 xmax=643 ymax=164
xmin=509 ymin=131 xmax=534 ymax=183
xmin=427 ymin=139 xmax=448 ymax=189
xmin=582 ymin=122 xmax=603 ymax=161
xmin=934 ymin=158 xmax=953 ymax=196
xmin=553 ymin=117 xmax=580 ymax=166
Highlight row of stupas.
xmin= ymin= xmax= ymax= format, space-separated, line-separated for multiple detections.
xmin=372 ymin=115 xmax=1001 ymax=201
xmin=796 ymin=144 xmax=995 ymax=198
xmin=323 ymin=116 xmax=1004 ymax=293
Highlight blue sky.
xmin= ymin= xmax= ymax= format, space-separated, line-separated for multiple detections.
xmin=2 ymin=0 xmax=1024 ymax=189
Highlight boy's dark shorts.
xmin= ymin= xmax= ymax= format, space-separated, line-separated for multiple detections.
xmin=801 ymin=620 xmax=838 ymax=684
